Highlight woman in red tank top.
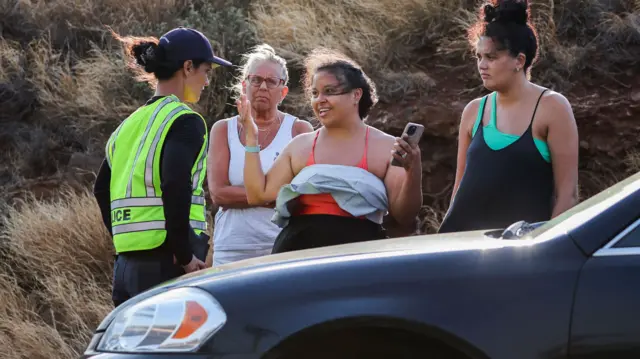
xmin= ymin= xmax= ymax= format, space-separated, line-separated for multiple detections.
xmin=294 ymin=126 xmax=371 ymax=218
xmin=238 ymin=48 xmax=424 ymax=253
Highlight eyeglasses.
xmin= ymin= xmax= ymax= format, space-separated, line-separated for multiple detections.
xmin=247 ymin=75 xmax=285 ymax=89
xmin=310 ymin=86 xmax=352 ymax=98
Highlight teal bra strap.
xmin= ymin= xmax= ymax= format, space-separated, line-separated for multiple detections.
xmin=490 ymin=92 xmax=498 ymax=127
xmin=472 ymin=95 xmax=489 ymax=138
xmin=471 ymin=91 xmax=552 ymax=163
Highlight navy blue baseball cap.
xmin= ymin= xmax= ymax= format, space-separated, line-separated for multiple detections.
xmin=158 ymin=27 xmax=232 ymax=67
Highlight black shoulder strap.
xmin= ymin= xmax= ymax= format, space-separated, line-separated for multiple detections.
xmin=529 ymin=89 xmax=548 ymax=128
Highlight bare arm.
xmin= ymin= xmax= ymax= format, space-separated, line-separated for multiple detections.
xmin=244 ymin=140 xmax=297 ymax=205
xmin=241 ymin=118 xmax=312 ymax=205
xmin=208 ymin=116 xmax=312 ymax=209
xmin=238 ymin=96 xmax=299 ymax=205
xmin=206 ymin=120 xmax=254 ymax=209
xmin=450 ymin=99 xmax=480 ymax=204
xmin=545 ymin=94 xmax=579 ymax=217
xmin=384 ymin=135 xmax=423 ymax=227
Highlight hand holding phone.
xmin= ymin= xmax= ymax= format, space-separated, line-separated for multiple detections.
xmin=391 ymin=122 xmax=424 ymax=168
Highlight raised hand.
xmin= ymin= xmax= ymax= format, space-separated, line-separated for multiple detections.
xmin=237 ymin=94 xmax=258 ymax=140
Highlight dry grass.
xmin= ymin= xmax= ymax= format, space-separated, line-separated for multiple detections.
xmin=253 ymin=0 xmax=640 ymax=89
xmin=0 ymin=272 xmax=80 ymax=359
xmin=0 ymin=0 xmax=260 ymax=202
xmin=24 ymin=37 xmax=141 ymax=125
xmin=0 ymin=0 xmax=638 ymax=356
xmin=625 ymin=151 xmax=640 ymax=173
xmin=251 ymin=0 xmax=470 ymax=116
xmin=0 ymin=188 xmax=217 ymax=358
xmin=251 ymin=0 xmax=476 ymax=68
xmin=0 ymin=4 xmax=247 ymax=354
xmin=0 ymin=189 xmax=114 ymax=359
xmin=529 ymin=0 xmax=640 ymax=88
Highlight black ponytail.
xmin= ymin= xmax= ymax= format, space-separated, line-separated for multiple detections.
xmin=110 ymin=28 xmax=206 ymax=85
xmin=131 ymin=42 xmax=159 ymax=73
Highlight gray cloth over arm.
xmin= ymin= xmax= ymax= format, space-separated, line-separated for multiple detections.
xmin=271 ymin=164 xmax=389 ymax=227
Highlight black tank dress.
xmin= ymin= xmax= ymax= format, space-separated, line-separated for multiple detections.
xmin=438 ymin=89 xmax=554 ymax=233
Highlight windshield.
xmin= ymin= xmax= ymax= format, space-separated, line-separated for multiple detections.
xmin=529 ymin=171 xmax=640 ymax=238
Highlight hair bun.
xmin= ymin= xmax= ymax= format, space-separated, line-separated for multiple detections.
xmin=132 ymin=42 xmax=159 ymax=73
xmin=483 ymin=4 xmax=497 ymax=22
xmin=485 ymin=0 xmax=528 ymax=26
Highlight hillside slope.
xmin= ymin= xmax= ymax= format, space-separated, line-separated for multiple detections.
xmin=1 ymin=0 xmax=638 ymax=233
xmin=0 ymin=1 xmax=639 ymax=358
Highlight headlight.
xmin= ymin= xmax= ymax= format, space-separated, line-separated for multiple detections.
xmin=97 ymin=287 xmax=226 ymax=353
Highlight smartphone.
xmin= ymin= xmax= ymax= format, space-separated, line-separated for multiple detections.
xmin=391 ymin=122 xmax=424 ymax=167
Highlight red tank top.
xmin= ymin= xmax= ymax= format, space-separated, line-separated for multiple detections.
xmin=296 ymin=127 xmax=370 ymax=217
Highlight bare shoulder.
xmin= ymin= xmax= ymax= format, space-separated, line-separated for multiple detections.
xmin=210 ymin=117 xmax=232 ymax=134
xmin=292 ymin=129 xmax=317 ymax=142
xmin=288 ymin=129 xmax=318 ymax=172
xmin=292 ymin=117 xmax=314 ymax=136
xmin=368 ymin=125 xmax=396 ymax=143
xmin=463 ymin=97 xmax=484 ymax=116
xmin=287 ymin=128 xmax=316 ymax=151
xmin=538 ymin=90 xmax=576 ymax=127
xmin=364 ymin=126 xmax=397 ymax=178
xmin=460 ymin=97 xmax=484 ymax=135
xmin=367 ymin=125 xmax=397 ymax=150
xmin=540 ymin=90 xmax=573 ymax=113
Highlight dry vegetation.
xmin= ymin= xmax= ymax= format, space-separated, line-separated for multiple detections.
xmin=0 ymin=0 xmax=639 ymax=357
xmin=0 ymin=189 xmax=113 ymax=359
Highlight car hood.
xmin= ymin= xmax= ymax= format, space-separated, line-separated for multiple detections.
xmin=176 ymin=227 xmax=543 ymax=284
xmin=95 ymin=228 xmax=546 ymax=331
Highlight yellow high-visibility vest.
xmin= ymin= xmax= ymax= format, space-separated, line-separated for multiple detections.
xmin=105 ymin=95 xmax=208 ymax=253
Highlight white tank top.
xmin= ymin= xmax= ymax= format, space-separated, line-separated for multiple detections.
xmin=213 ymin=113 xmax=296 ymax=251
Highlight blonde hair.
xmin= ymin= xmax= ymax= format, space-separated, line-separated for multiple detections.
xmin=231 ymin=44 xmax=289 ymax=101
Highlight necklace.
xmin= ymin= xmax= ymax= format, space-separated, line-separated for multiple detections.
xmin=257 ymin=112 xmax=281 ymax=131
xmin=259 ymin=113 xmax=282 ymax=146
xmin=240 ymin=112 xmax=282 ymax=148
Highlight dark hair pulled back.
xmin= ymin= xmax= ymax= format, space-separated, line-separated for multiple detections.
xmin=303 ymin=48 xmax=378 ymax=119
xmin=468 ymin=0 xmax=539 ymax=73
xmin=110 ymin=29 xmax=205 ymax=85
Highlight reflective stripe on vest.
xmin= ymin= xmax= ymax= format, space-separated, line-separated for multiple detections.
xmin=106 ymin=95 xmax=209 ymax=253
xmin=110 ymin=196 xmax=206 ymax=209
xmin=106 ymin=120 xmax=126 ymax=169
xmin=112 ymin=220 xmax=207 ymax=235
xmin=143 ymin=104 xmax=192 ymax=197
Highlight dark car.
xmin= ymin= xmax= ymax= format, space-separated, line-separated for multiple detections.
xmin=82 ymin=171 xmax=640 ymax=359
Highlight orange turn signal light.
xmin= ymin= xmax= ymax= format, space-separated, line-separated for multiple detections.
xmin=172 ymin=300 xmax=209 ymax=339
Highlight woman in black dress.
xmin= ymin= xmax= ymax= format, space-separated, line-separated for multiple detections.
xmin=439 ymin=0 xmax=579 ymax=233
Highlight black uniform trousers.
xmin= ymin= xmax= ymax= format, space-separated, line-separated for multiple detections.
xmin=111 ymin=232 xmax=210 ymax=308
xmin=111 ymin=248 xmax=184 ymax=308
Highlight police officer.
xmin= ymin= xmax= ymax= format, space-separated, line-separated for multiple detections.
xmin=93 ymin=27 xmax=232 ymax=307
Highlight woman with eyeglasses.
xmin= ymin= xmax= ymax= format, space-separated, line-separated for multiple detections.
xmin=239 ymin=48 xmax=423 ymax=253
xmin=207 ymin=44 xmax=313 ymax=266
